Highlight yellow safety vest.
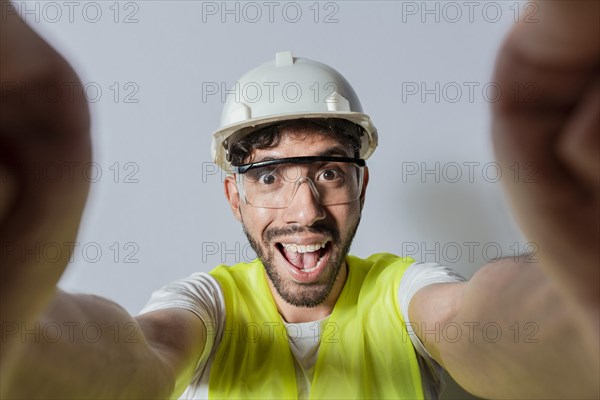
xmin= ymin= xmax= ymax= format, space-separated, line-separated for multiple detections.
xmin=208 ymin=253 xmax=424 ymax=399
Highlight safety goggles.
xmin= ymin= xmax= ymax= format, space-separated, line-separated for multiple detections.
xmin=233 ymin=156 xmax=366 ymax=209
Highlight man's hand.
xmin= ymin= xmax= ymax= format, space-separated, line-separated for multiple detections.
xmin=492 ymin=1 xmax=599 ymax=331
xmin=0 ymin=6 xmax=207 ymax=399
xmin=1 ymin=0 xmax=91 ymax=383
xmin=410 ymin=2 xmax=599 ymax=398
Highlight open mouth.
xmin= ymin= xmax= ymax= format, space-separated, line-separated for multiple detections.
xmin=275 ymin=240 xmax=332 ymax=281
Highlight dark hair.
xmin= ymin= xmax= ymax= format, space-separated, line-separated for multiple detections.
xmin=228 ymin=118 xmax=364 ymax=166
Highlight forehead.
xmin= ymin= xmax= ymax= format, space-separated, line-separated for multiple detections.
xmin=249 ymin=129 xmax=352 ymax=162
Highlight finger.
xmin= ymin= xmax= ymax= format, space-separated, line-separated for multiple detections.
xmin=557 ymin=77 xmax=600 ymax=192
xmin=514 ymin=1 xmax=599 ymax=66
xmin=0 ymin=162 xmax=17 ymax=223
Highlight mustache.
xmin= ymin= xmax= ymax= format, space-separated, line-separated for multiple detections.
xmin=264 ymin=223 xmax=340 ymax=243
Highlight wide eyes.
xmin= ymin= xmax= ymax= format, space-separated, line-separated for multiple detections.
xmin=246 ymin=163 xmax=346 ymax=185
xmin=236 ymin=158 xmax=364 ymax=208
xmin=260 ymin=173 xmax=277 ymax=185
xmin=245 ymin=166 xmax=278 ymax=184
xmin=318 ymin=168 xmax=342 ymax=182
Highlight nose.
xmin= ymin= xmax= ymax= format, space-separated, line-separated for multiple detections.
xmin=283 ymin=178 xmax=326 ymax=226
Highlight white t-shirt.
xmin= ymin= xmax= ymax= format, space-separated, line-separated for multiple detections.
xmin=139 ymin=260 xmax=466 ymax=399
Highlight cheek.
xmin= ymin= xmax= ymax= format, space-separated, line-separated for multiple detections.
xmin=329 ymin=205 xmax=361 ymax=235
xmin=240 ymin=204 xmax=278 ymax=237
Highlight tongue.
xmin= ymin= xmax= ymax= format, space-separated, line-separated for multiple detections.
xmin=283 ymin=247 xmax=320 ymax=270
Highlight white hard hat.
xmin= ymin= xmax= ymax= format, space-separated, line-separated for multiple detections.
xmin=211 ymin=51 xmax=378 ymax=172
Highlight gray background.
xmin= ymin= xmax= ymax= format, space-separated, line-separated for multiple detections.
xmin=14 ymin=1 xmax=537 ymax=398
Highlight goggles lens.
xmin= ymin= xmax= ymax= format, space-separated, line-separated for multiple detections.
xmin=235 ymin=156 xmax=365 ymax=209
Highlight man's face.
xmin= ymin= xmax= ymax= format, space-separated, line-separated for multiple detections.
xmin=225 ymin=129 xmax=368 ymax=308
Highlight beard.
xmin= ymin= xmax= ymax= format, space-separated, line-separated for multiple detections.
xmin=242 ymin=217 xmax=360 ymax=308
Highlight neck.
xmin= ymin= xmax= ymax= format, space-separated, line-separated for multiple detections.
xmin=267 ymin=262 xmax=348 ymax=323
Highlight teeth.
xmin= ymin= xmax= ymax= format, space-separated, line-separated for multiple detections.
xmin=281 ymin=241 xmax=327 ymax=253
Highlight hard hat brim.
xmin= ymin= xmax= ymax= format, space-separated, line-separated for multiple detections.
xmin=212 ymin=112 xmax=378 ymax=172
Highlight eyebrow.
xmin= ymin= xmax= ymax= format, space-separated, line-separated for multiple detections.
xmin=253 ymin=146 xmax=351 ymax=163
xmin=253 ymin=155 xmax=279 ymax=163
xmin=319 ymin=147 xmax=351 ymax=157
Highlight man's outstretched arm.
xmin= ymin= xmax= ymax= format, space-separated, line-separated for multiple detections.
xmin=0 ymin=2 xmax=205 ymax=397
xmin=409 ymin=1 xmax=599 ymax=398
xmin=4 ymin=291 xmax=208 ymax=399
xmin=410 ymin=259 xmax=598 ymax=398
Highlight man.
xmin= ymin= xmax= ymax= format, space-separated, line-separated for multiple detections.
xmin=138 ymin=51 xmax=468 ymax=398
xmin=1 ymin=0 xmax=598 ymax=399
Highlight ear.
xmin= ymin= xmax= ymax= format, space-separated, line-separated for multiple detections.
xmin=359 ymin=166 xmax=369 ymax=210
xmin=224 ymin=175 xmax=242 ymax=223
